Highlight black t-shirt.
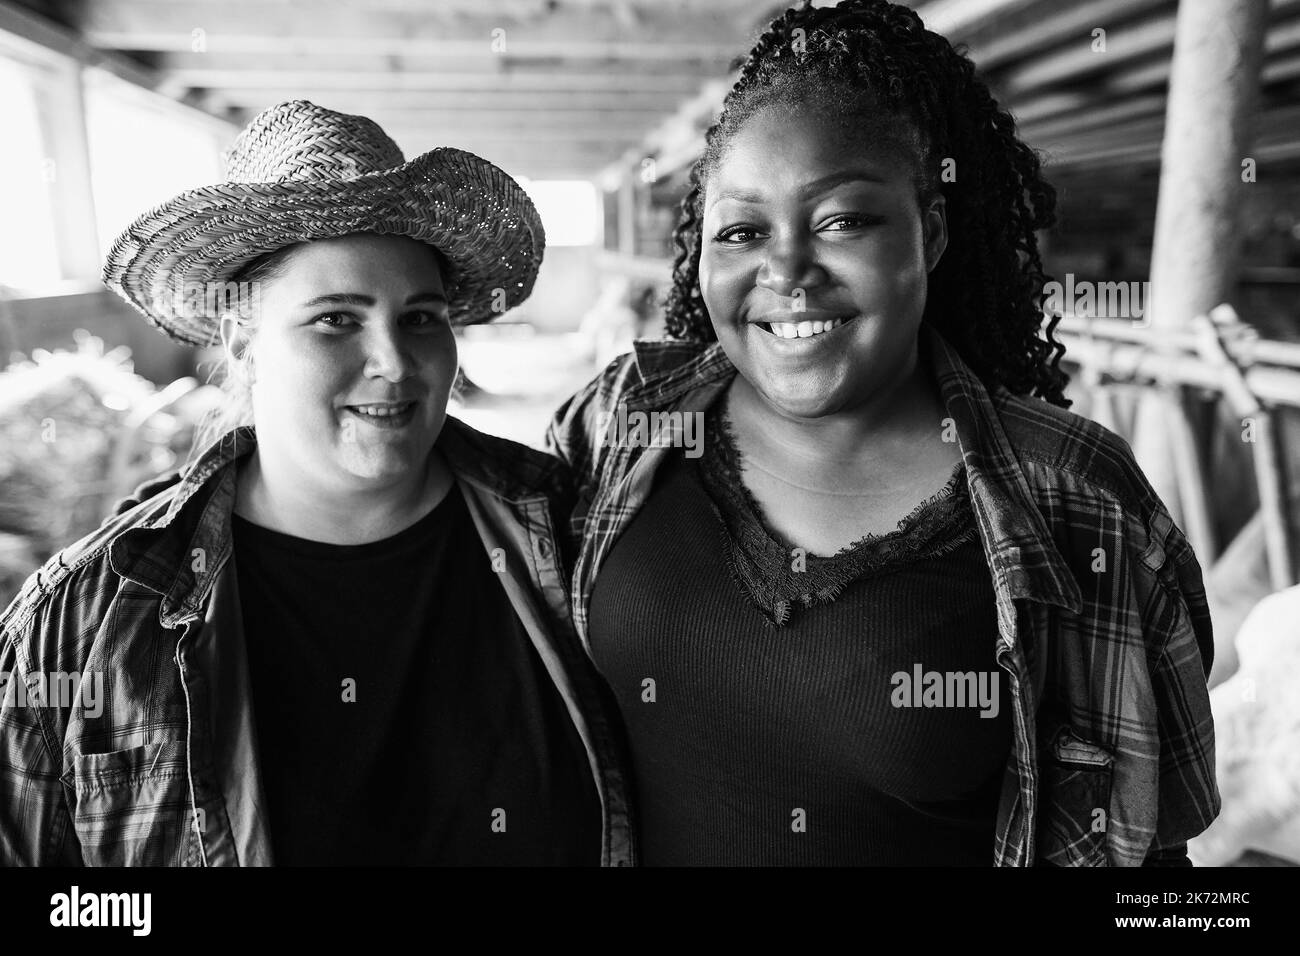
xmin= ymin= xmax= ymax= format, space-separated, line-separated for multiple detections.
xmin=589 ymin=442 xmax=1010 ymax=866
xmin=231 ymin=485 xmax=601 ymax=865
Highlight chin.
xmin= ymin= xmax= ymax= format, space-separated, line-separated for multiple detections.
xmin=748 ymin=372 xmax=845 ymax=420
xmin=766 ymin=395 xmax=840 ymax=420
xmin=342 ymin=460 xmax=419 ymax=488
xmin=337 ymin=444 xmax=424 ymax=482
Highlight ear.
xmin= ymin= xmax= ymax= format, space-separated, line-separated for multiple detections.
xmin=922 ymin=195 xmax=948 ymax=274
xmin=219 ymin=311 xmax=247 ymax=356
xmin=219 ymin=312 xmax=255 ymax=381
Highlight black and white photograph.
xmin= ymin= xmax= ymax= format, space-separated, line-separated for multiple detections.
xmin=0 ymin=0 xmax=1296 ymax=934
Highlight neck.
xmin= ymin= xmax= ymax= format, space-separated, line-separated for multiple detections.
xmin=234 ymin=446 xmax=453 ymax=544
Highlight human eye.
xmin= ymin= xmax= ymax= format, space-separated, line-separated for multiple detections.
xmin=404 ymin=308 xmax=450 ymax=329
xmin=713 ymin=224 xmax=764 ymax=245
xmin=819 ymin=213 xmax=882 ymax=233
xmin=311 ymin=311 xmax=358 ymax=330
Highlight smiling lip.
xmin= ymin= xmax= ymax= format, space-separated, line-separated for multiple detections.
xmin=342 ymin=400 xmax=419 ymax=429
xmin=749 ymin=312 xmax=859 ymax=340
xmin=749 ymin=309 xmax=849 ymax=325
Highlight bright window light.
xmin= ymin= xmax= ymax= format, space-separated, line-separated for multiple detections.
xmin=83 ymin=70 xmax=226 ymax=259
xmin=517 ymin=179 xmax=601 ymax=247
xmin=0 ymin=57 xmax=62 ymax=287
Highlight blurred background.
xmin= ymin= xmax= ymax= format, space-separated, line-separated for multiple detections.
xmin=1 ymin=0 xmax=1299 ymax=866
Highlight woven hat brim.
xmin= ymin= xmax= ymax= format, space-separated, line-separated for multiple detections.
xmin=101 ymin=148 xmax=545 ymax=346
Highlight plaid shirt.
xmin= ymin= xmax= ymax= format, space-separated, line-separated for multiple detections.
xmin=545 ymin=322 xmax=1219 ymax=867
xmin=0 ymin=417 xmax=634 ymax=866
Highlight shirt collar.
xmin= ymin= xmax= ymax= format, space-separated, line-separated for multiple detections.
xmin=626 ymin=325 xmax=1083 ymax=613
xmin=921 ymin=325 xmax=1082 ymax=613
xmin=108 ymin=415 xmax=562 ymax=624
xmin=109 ymin=426 xmax=253 ymax=625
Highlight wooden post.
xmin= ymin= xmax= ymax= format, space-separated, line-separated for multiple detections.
xmin=1134 ymin=0 xmax=1269 ymax=551
xmin=38 ymin=64 xmax=103 ymax=282
xmin=617 ymin=174 xmax=636 ymax=256
xmin=1148 ymin=0 xmax=1269 ymax=326
xmin=1253 ymin=413 xmax=1295 ymax=589
xmin=1163 ymin=387 xmax=1218 ymax=564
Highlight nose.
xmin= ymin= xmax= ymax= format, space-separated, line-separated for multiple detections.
xmin=362 ymin=319 xmax=416 ymax=383
xmin=756 ymin=233 xmax=826 ymax=297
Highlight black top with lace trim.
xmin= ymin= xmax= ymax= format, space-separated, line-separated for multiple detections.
xmin=697 ymin=399 xmax=980 ymax=627
xmin=586 ymin=399 xmax=1009 ymax=865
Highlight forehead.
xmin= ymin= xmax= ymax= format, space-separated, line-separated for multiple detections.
xmin=269 ymin=234 xmax=445 ymax=291
xmin=706 ymin=103 xmax=921 ymax=202
xmin=285 ymin=234 xmax=441 ymax=271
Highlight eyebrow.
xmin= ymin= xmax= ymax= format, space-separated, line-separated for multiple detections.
xmin=300 ymin=291 xmax=448 ymax=308
xmin=713 ymin=171 xmax=888 ymax=205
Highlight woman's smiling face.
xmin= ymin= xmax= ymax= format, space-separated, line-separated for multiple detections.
xmin=699 ymin=104 xmax=947 ymax=420
xmin=239 ymin=232 xmax=457 ymax=493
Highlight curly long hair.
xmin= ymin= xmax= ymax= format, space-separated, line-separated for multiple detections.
xmin=664 ymin=0 xmax=1070 ymax=407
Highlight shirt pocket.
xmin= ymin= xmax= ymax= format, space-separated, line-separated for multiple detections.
xmin=1036 ymin=722 xmax=1115 ymax=867
xmin=65 ymin=739 xmax=199 ymax=866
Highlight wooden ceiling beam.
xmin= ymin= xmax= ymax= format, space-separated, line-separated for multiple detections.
xmin=997 ymin=4 xmax=1300 ymax=95
xmin=965 ymin=0 xmax=1170 ymax=71
xmin=205 ymin=89 xmax=682 ymax=112
xmin=1018 ymin=93 xmax=1166 ymax=141
xmin=385 ymin=129 xmax=646 ymax=144
xmin=87 ymin=32 xmax=738 ymax=61
xmin=1000 ymin=10 xmax=1175 ymax=93
xmin=1105 ymin=14 xmax=1300 ymax=93
xmin=147 ymin=51 xmax=731 ymax=76
xmin=973 ymin=0 xmax=1298 ymax=74
xmin=157 ymin=69 xmax=706 ymax=94
xmin=915 ymin=0 xmax=1044 ymax=37
xmin=343 ymin=111 xmax=661 ymax=130
xmin=1261 ymin=47 xmax=1300 ymax=82
xmin=1030 ymin=102 xmax=1300 ymax=170
xmin=1004 ymin=92 xmax=1092 ymax=125
xmin=384 ymin=143 xmax=614 ymax=178
xmin=72 ymin=1 xmax=760 ymax=48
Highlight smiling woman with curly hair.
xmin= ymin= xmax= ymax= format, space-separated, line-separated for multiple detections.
xmin=548 ymin=0 xmax=1219 ymax=867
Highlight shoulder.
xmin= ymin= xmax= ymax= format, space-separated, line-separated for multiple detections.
xmin=990 ymin=387 xmax=1208 ymax=628
xmin=991 ymin=387 xmax=1162 ymax=517
xmin=438 ymin=414 xmax=571 ymax=501
xmin=546 ymin=339 xmax=718 ymax=460
xmin=571 ymin=339 xmax=716 ymax=411
xmin=558 ymin=348 xmax=643 ymax=418
xmin=0 ymin=479 xmax=182 ymax=660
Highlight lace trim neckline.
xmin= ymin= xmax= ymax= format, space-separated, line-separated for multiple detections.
xmin=695 ymin=398 xmax=978 ymax=627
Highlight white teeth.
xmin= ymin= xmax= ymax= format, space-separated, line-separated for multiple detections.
xmin=765 ymin=318 xmax=847 ymax=339
xmin=351 ymin=403 xmax=410 ymax=417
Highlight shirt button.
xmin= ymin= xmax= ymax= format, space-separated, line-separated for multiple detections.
xmin=536 ymin=536 xmax=552 ymax=560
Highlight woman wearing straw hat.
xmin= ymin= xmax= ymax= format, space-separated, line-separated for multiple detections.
xmin=0 ymin=101 xmax=633 ymax=866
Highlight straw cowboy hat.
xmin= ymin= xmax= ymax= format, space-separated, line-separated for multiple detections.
xmin=102 ymin=99 xmax=545 ymax=346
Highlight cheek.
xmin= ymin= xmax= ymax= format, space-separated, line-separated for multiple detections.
xmin=420 ymin=330 xmax=459 ymax=392
xmin=836 ymin=233 xmax=928 ymax=308
xmin=699 ymin=251 xmax=747 ymax=326
xmin=882 ymin=223 xmax=930 ymax=283
xmin=250 ymin=333 xmax=351 ymax=413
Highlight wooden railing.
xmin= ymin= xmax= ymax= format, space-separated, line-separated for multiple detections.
xmin=1055 ymin=305 xmax=1298 ymax=591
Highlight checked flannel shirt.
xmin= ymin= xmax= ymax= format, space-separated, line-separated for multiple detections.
xmin=0 ymin=417 xmax=635 ymax=866
xmin=544 ymin=321 xmax=1220 ymax=867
